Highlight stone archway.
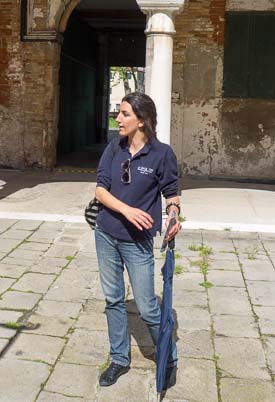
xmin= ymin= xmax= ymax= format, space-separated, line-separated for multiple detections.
xmin=58 ymin=0 xmax=82 ymax=33
xmin=20 ymin=0 xmax=185 ymax=168
xmin=57 ymin=0 xmax=185 ymax=145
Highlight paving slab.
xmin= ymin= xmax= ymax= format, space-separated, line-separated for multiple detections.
xmin=0 ymin=278 xmax=16 ymax=294
xmin=28 ymin=231 xmax=60 ymax=242
xmin=69 ymin=257 xmax=99 ymax=271
xmin=262 ymin=240 xmax=275 ymax=253
xmin=12 ymin=220 xmax=43 ymax=230
xmin=40 ymin=221 xmax=65 ymax=230
xmin=164 ymin=358 xmax=218 ymax=402
xmin=254 ymin=306 xmax=275 ymax=335
xmin=247 ymin=281 xmax=275 ymax=306
xmin=44 ymin=286 xmax=91 ymax=303
xmin=130 ymin=345 xmax=155 ymax=369
xmin=208 ymin=287 xmax=253 ymax=316
xmin=207 ymin=270 xmax=245 ymax=287
xmin=172 ymin=273 xmax=205 ymax=292
xmin=0 ymin=291 xmax=41 ymax=310
xmin=61 ymin=329 xmax=109 ymax=366
xmin=220 ymin=378 xmax=275 ymax=402
xmin=37 ymin=392 xmax=83 ymax=402
xmin=209 ymin=252 xmax=239 ymax=261
xmin=233 ymin=239 xmax=266 ymax=254
xmin=213 ymin=314 xmax=259 ymax=338
xmin=128 ymin=312 xmax=154 ymax=347
xmin=22 ymin=314 xmax=74 ymax=337
xmin=207 ymin=258 xmax=241 ymax=271
xmin=0 ymin=238 xmax=21 ymax=253
xmin=0 ymin=219 xmax=17 ymax=232
xmin=176 ymin=306 xmax=211 ymax=332
xmin=0 ymin=256 xmax=33 ymax=267
xmin=0 ymin=358 xmax=50 ymax=402
xmin=11 ymin=272 xmax=56 ymax=293
xmin=201 ymin=240 xmax=235 ymax=253
xmin=18 ymin=241 xmax=51 ymax=252
xmin=45 ymin=244 xmax=79 ymax=259
xmin=241 ymin=261 xmax=275 ymax=281
xmin=7 ymin=248 xmax=44 ymax=261
xmin=32 ymin=256 xmax=68 ymax=270
xmin=44 ymin=362 xmax=98 ymax=399
xmin=263 ymin=336 xmax=275 ymax=375
xmin=36 ymin=299 xmax=82 ymax=319
xmin=5 ymin=333 xmax=65 ymax=364
xmin=0 ymin=229 xmax=33 ymax=240
xmin=53 ymin=269 xmax=97 ymax=289
xmin=0 ymin=263 xmax=27 ymax=278
xmin=173 ymin=289 xmax=208 ymax=308
xmin=0 ymin=338 xmax=9 ymax=353
xmin=75 ymin=299 xmax=107 ymax=331
xmin=215 ymin=337 xmax=269 ymax=380
xmin=95 ymin=368 xmax=151 ymax=402
xmin=0 ymin=310 xmax=23 ymax=324
xmin=0 ymin=326 xmax=17 ymax=339
xmin=176 ymin=330 xmax=214 ymax=359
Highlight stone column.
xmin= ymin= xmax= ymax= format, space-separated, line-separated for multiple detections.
xmin=136 ymin=0 xmax=185 ymax=144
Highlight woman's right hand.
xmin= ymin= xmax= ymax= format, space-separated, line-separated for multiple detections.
xmin=121 ymin=206 xmax=154 ymax=231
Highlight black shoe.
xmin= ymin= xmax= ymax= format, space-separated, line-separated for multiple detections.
xmin=99 ymin=362 xmax=130 ymax=386
xmin=163 ymin=366 xmax=177 ymax=390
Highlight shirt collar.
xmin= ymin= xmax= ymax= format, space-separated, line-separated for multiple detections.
xmin=119 ymin=136 xmax=153 ymax=156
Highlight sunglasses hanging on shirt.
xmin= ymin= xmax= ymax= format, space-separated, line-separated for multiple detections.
xmin=121 ymin=159 xmax=131 ymax=184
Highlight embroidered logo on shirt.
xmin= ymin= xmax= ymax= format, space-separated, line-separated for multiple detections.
xmin=137 ymin=166 xmax=154 ymax=175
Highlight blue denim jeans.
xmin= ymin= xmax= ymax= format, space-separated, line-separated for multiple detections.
xmin=95 ymin=227 xmax=177 ymax=367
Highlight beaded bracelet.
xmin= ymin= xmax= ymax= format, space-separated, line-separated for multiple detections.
xmin=166 ymin=202 xmax=181 ymax=215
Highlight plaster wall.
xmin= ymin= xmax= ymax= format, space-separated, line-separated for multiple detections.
xmin=172 ymin=0 xmax=275 ymax=180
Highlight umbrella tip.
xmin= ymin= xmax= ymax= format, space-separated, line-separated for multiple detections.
xmin=157 ymin=393 xmax=161 ymax=402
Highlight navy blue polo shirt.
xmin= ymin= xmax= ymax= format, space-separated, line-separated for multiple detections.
xmin=96 ymin=137 xmax=178 ymax=241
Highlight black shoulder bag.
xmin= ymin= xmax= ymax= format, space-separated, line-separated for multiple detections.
xmin=84 ymin=138 xmax=120 ymax=229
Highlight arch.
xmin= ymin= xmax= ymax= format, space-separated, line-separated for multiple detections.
xmin=59 ymin=0 xmax=81 ymax=33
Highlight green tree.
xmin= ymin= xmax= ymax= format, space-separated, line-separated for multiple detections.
xmin=110 ymin=67 xmax=144 ymax=94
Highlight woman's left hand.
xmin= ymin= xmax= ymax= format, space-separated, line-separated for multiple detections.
xmin=165 ymin=212 xmax=182 ymax=241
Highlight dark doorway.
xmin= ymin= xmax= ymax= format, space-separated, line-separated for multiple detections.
xmin=57 ymin=0 xmax=146 ymax=169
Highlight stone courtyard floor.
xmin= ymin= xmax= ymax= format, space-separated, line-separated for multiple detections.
xmin=0 ymin=218 xmax=275 ymax=402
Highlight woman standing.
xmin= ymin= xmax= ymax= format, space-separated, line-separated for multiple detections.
xmin=95 ymin=92 xmax=181 ymax=387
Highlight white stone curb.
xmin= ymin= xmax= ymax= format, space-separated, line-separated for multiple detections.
xmin=0 ymin=212 xmax=275 ymax=233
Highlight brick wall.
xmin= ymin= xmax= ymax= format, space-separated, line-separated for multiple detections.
xmin=0 ymin=0 xmax=25 ymax=167
xmin=0 ymin=0 xmax=60 ymax=168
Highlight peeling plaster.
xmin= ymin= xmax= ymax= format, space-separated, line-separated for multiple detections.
xmin=33 ymin=7 xmax=44 ymax=28
xmin=226 ymin=0 xmax=275 ymax=11
xmin=181 ymin=101 xmax=221 ymax=176
xmin=239 ymin=143 xmax=256 ymax=153
xmin=260 ymin=135 xmax=273 ymax=149
xmin=49 ymin=0 xmax=70 ymax=29
xmin=34 ymin=7 xmax=44 ymax=18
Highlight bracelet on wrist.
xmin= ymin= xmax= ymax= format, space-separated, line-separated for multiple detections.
xmin=166 ymin=202 xmax=181 ymax=215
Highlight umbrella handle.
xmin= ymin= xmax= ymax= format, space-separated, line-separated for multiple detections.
xmin=168 ymin=237 xmax=175 ymax=250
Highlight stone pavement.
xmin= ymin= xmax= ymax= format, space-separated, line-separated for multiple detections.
xmin=1 ymin=219 xmax=275 ymax=401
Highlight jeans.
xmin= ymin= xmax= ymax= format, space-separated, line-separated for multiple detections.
xmin=95 ymin=227 xmax=177 ymax=367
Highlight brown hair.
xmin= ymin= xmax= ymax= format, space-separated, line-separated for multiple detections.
xmin=122 ymin=92 xmax=157 ymax=141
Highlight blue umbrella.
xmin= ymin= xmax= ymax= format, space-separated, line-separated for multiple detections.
xmin=157 ymin=215 xmax=176 ymax=399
